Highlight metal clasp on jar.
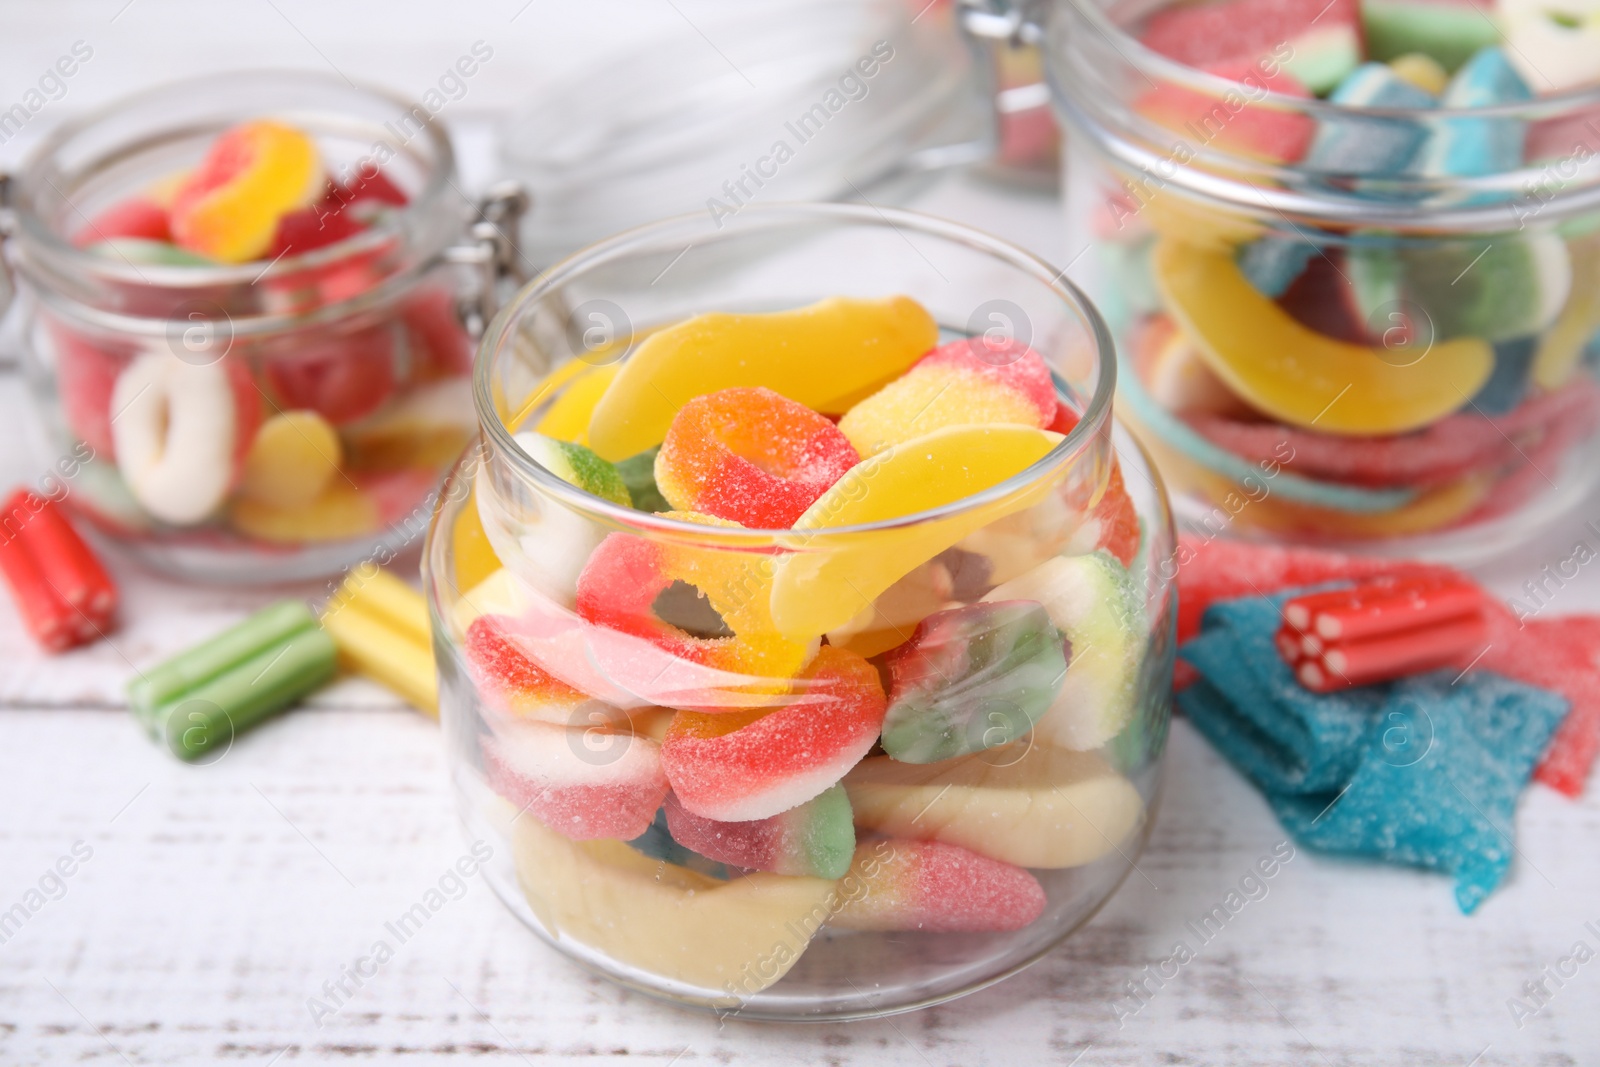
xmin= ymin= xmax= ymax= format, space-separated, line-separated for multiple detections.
xmin=447 ymin=179 xmax=532 ymax=339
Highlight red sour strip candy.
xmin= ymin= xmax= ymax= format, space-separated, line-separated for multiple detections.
xmin=0 ymin=490 xmax=117 ymax=651
xmin=655 ymin=387 xmax=860 ymax=529
xmin=1303 ymin=612 xmax=1489 ymax=692
xmin=1303 ymin=576 xmax=1484 ymax=642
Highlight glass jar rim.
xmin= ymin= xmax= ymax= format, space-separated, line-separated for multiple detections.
xmin=473 ymin=201 xmax=1118 ymax=542
xmin=9 ymin=68 xmax=456 ymax=291
xmin=1055 ymin=0 xmax=1600 ymax=119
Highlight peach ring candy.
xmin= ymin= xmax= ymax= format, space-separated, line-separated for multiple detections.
xmin=464 ymin=612 xmax=598 ymax=723
xmin=585 ymin=295 xmax=938 ymax=461
xmin=169 ymin=120 xmax=322 ymax=263
xmin=839 ymin=338 xmax=1058 ymax=457
xmin=110 ymin=350 xmax=260 ymax=525
xmin=654 ymin=386 xmax=860 ymax=528
xmin=574 ymin=512 xmax=817 ymax=698
xmin=829 ymin=839 xmax=1047 ymax=933
xmin=483 ymin=718 xmax=669 ymax=840
xmin=660 ymin=645 xmax=887 ymax=822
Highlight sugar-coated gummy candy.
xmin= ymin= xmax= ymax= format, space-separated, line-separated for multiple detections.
xmin=881 ymin=601 xmax=1067 ymax=764
xmin=1388 ymin=52 xmax=1451 ymax=94
xmin=464 ymin=613 xmax=595 ymax=721
xmin=664 ymin=784 xmax=855 ymax=879
xmin=1065 ymin=459 xmax=1141 ymax=568
xmin=661 ymin=645 xmax=887 ymax=822
xmin=614 ymin=447 xmax=671 ymax=512
xmin=837 ymin=339 xmax=1056 ymax=457
xmin=845 ymin=743 xmax=1144 ymax=869
xmin=50 ymin=325 xmax=124 ymax=459
xmin=1310 ymin=63 xmax=1437 ymax=177
xmin=1468 ymin=337 xmax=1536 ymax=415
xmin=340 ymin=378 xmax=477 ymax=473
xmin=655 ymin=387 xmax=859 ymax=527
xmin=510 ymin=815 xmax=838 ymax=995
xmin=1239 ymin=237 xmax=1318 ymax=298
xmin=982 ymin=553 xmax=1142 ymax=751
xmin=530 ymin=363 xmax=618 ymax=446
xmin=1532 ymin=234 xmax=1600 ymax=390
xmin=1362 ymin=0 xmax=1499 ymax=71
xmin=625 ymin=807 xmax=731 ymax=879
xmin=0 ymin=490 xmax=118 ymax=653
xmin=518 ymin=432 xmax=631 ymax=507
xmin=1500 ymin=0 xmax=1600 ymax=92
xmin=483 ymin=718 xmax=670 ymax=841
xmin=228 ymin=479 xmax=385 ymax=544
xmin=1138 ymin=0 xmax=1361 ymax=93
xmin=575 ymin=515 xmax=818 ymax=700
xmin=829 ymin=839 xmax=1046 ymax=933
xmin=263 ymin=323 xmax=397 ymax=425
xmin=1135 ymin=60 xmax=1316 ymax=165
xmin=1413 ymin=47 xmax=1532 ymax=178
xmin=110 ymin=350 xmax=261 ymax=526
xmin=267 ymin=171 xmax=408 ymax=259
xmin=1132 ymin=318 xmax=1247 ymax=417
xmin=169 ymin=120 xmax=323 ymax=263
xmin=238 ymin=410 xmax=342 ymax=510
xmin=770 ymin=424 xmax=1064 ymax=638
xmin=74 ymin=196 xmax=172 ymax=248
xmin=585 ymin=296 xmax=939 ymax=461
xmin=1152 ymin=239 xmax=1494 ymax=435
xmin=826 ymin=559 xmax=959 ymax=660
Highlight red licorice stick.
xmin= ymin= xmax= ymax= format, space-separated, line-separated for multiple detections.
xmin=1275 ymin=627 xmax=1304 ymax=665
xmin=0 ymin=489 xmax=117 ymax=652
xmin=1311 ymin=612 xmax=1490 ymax=691
xmin=1308 ymin=576 xmax=1483 ymax=642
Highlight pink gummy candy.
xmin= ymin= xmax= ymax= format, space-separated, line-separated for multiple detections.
xmin=661 ymin=646 xmax=887 ymax=822
xmin=830 ymin=839 xmax=1047 ymax=933
xmin=662 ymin=785 xmax=855 ymax=878
xmin=654 ymin=387 xmax=859 ymax=528
xmin=1139 ymin=0 xmax=1359 ymax=72
xmin=481 ymin=719 xmax=669 ymax=840
xmin=464 ymin=613 xmax=592 ymax=720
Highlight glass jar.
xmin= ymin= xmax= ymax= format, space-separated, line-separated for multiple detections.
xmin=424 ymin=203 xmax=1175 ymax=1018
xmin=1037 ymin=0 xmax=1600 ymax=563
xmin=0 ymin=71 xmax=523 ymax=582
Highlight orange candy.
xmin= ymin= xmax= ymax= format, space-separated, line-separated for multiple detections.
xmin=169 ymin=120 xmax=322 ymax=263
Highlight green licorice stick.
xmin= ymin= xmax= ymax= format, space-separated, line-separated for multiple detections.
xmin=128 ymin=600 xmax=317 ymax=732
xmin=158 ymin=626 xmax=338 ymax=761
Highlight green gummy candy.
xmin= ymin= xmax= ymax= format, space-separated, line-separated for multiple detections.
xmin=158 ymin=627 xmax=337 ymax=761
xmin=881 ymin=601 xmax=1068 ymax=764
xmin=128 ymin=600 xmax=318 ymax=730
xmin=519 ymin=433 xmax=631 ymax=507
xmin=1362 ymin=0 xmax=1501 ymax=72
xmin=793 ymin=785 xmax=856 ymax=880
xmin=615 ymin=446 xmax=670 ymax=513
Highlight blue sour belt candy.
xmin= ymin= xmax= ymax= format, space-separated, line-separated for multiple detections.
xmin=1412 ymin=47 xmax=1533 ymax=178
xmin=1469 ymin=336 xmax=1538 ymax=415
xmin=1314 ymin=62 xmax=1439 ymax=177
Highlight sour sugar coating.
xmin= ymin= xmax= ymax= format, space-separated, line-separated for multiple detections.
xmin=1065 ymin=458 xmax=1141 ymax=568
xmin=663 ymin=784 xmax=855 ymax=879
xmin=464 ymin=613 xmax=596 ymax=721
xmin=169 ymin=120 xmax=323 ymax=263
xmin=518 ymin=432 xmax=632 ymax=507
xmin=1135 ymin=59 xmax=1317 ymax=165
xmin=654 ymin=387 xmax=859 ymax=527
xmin=1138 ymin=0 xmax=1362 ymax=94
xmin=574 ymin=514 xmax=817 ymax=698
xmin=838 ymin=338 xmax=1057 ymax=457
xmin=661 ymin=645 xmax=887 ymax=822
xmin=982 ymin=552 xmax=1142 ymax=751
xmin=880 ymin=601 xmax=1067 ymax=764
xmin=483 ymin=718 xmax=670 ymax=840
xmin=829 ymin=839 xmax=1046 ymax=933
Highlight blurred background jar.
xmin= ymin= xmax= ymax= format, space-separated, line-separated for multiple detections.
xmin=1 ymin=71 xmax=521 ymax=582
xmin=1026 ymin=0 xmax=1600 ymax=563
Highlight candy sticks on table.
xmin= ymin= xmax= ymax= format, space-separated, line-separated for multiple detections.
xmin=0 ymin=489 xmax=118 ymax=652
xmin=319 ymin=566 xmax=438 ymax=716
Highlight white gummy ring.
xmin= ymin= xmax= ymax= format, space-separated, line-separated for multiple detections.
xmin=110 ymin=350 xmax=239 ymax=525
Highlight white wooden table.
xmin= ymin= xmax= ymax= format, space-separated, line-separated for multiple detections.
xmin=3 ymin=9 xmax=1600 ymax=1057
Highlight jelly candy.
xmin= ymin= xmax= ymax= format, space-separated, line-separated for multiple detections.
xmin=1413 ymin=48 xmax=1533 ymax=178
xmin=837 ymin=339 xmax=1057 ymax=457
xmin=110 ymin=351 xmax=261 ymax=525
xmin=1138 ymin=0 xmax=1362 ymax=93
xmin=451 ymin=487 xmax=503 ymax=593
xmin=1153 ymin=239 xmax=1494 ymax=435
xmin=229 ymin=481 xmax=379 ymax=543
xmin=1135 ymin=60 xmax=1316 ymax=164
xmin=1468 ymin=337 xmax=1536 ymax=415
xmin=169 ymin=120 xmax=323 ymax=263
xmin=770 ymin=424 xmax=1063 ymax=637
xmin=341 ymin=379 xmax=476 ymax=473
xmin=267 ymin=171 xmax=408 ymax=259
xmin=614 ymin=447 xmax=670 ymax=512
xmin=626 ymin=807 xmax=732 ymax=879
xmin=1133 ymin=318 xmax=1246 ymax=416
xmin=238 ymin=410 xmax=342 ymax=510
xmin=50 ymin=325 xmax=124 ymax=458
xmin=511 ymin=815 xmax=837 ymax=995
xmin=655 ymin=387 xmax=859 ymax=527
xmin=825 ymin=559 xmax=958 ymax=659
xmin=575 ymin=514 xmax=817 ymax=699
xmin=880 ymin=601 xmax=1067 ymax=764
xmin=586 ymin=296 xmax=938 ymax=461
xmin=1501 ymin=0 xmax=1600 ymax=92
xmin=464 ymin=613 xmax=596 ymax=721
xmin=1311 ymin=63 xmax=1436 ymax=176
xmin=532 ymin=363 xmax=620 ymax=445
xmin=663 ymin=784 xmax=855 ymax=879
xmin=1533 ymin=236 xmax=1600 ymax=389
xmin=400 ymin=286 xmax=475 ymax=381
xmin=1388 ymin=52 xmax=1450 ymax=94
xmin=845 ymin=743 xmax=1144 ymax=868
xmin=1239 ymin=238 xmax=1317 ymax=298
xmin=483 ymin=718 xmax=670 ymax=840
xmin=262 ymin=321 xmax=397 ymax=425
xmin=1068 ymin=459 xmax=1141 ymax=568
xmin=982 ymin=553 xmax=1142 ymax=751
xmin=520 ymin=433 xmax=631 ymax=507
xmin=1362 ymin=0 xmax=1499 ymax=71
xmin=1347 ymin=234 xmax=1569 ymax=344
xmin=829 ymin=839 xmax=1046 ymax=933
xmin=661 ymin=646 xmax=886 ymax=822
xmin=74 ymin=196 xmax=171 ymax=247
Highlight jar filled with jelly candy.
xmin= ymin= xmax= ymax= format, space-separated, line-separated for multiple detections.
xmin=424 ymin=204 xmax=1176 ymax=1017
xmin=1 ymin=71 xmax=523 ymax=581
xmin=1010 ymin=0 xmax=1600 ymax=561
